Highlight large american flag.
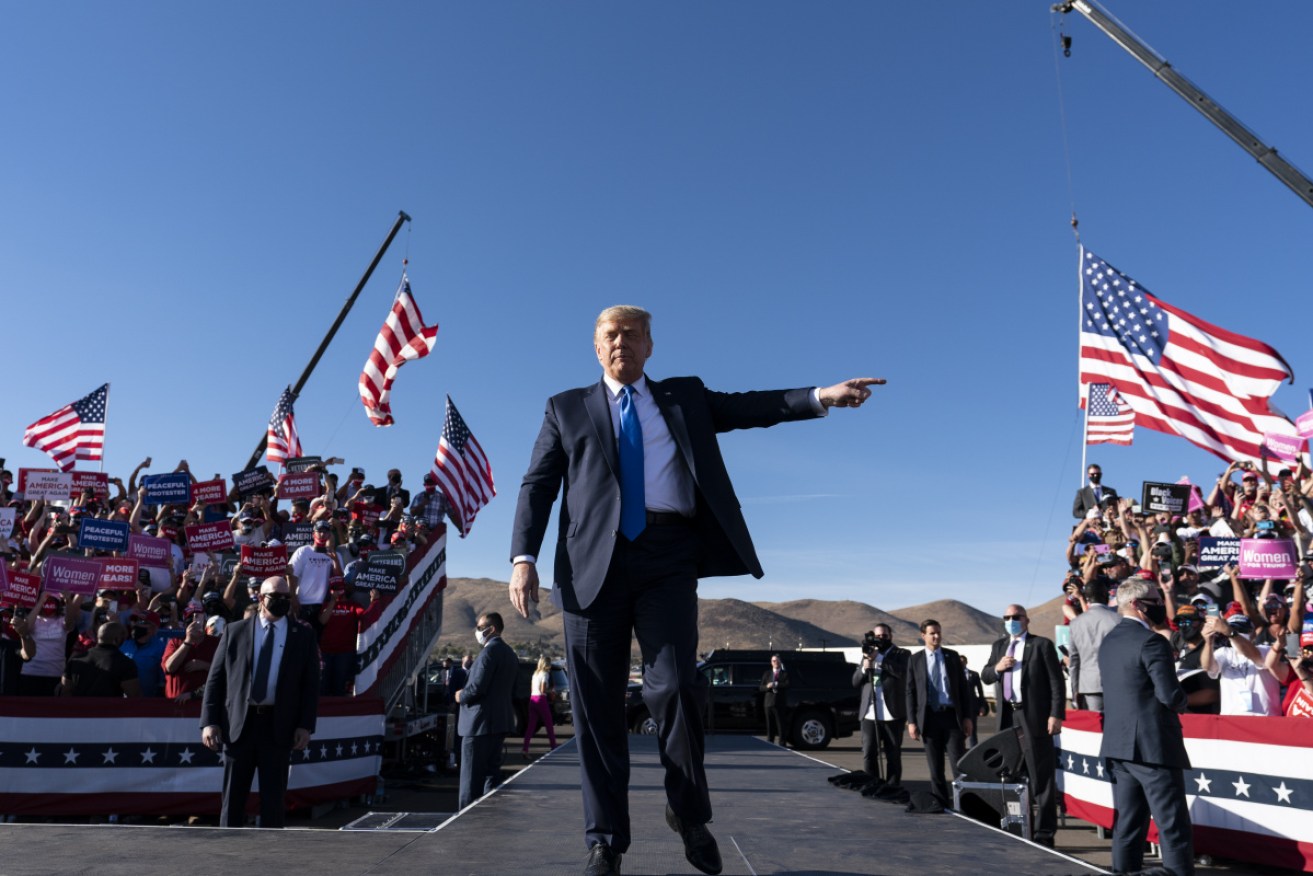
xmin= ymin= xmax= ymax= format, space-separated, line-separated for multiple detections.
xmin=266 ymin=386 xmax=302 ymax=467
xmin=1084 ymin=382 xmax=1135 ymax=446
xmin=1077 ymin=248 xmax=1296 ymax=464
xmin=430 ymin=396 xmax=494 ymax=538
xmin=358 ymin=273 xmax=439 ymax=427
xmin=21 ymin=384 xmax=108 ymax=472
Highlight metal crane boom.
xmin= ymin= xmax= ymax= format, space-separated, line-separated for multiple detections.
xmin=1055 ymin=0 xmax=1313 ymax=210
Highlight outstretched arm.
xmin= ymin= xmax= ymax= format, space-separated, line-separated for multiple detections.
xmin=817 ymin=378 xmax=885 ymax=409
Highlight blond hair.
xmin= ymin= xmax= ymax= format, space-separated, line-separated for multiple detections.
xmin=595 ymin=305 xmax=652 ymax=339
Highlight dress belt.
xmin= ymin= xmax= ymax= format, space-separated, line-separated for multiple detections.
xmin=645 ymin=510 xmax=692 ymax=526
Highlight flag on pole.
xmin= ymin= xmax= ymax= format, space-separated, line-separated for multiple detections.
xmin=430 ymin=396 xmax=494 ymax=538
xmin=1083 ymin=382 xmax=1135 ymax=446
xmin=266 ymin=387 xmax=302 ymax=467
xmin=359 ymin=272 xmax=439 ymax=427
xmin=1077 ymin=247 xmax=1296 ymax=464
xmin=22 ymin=384 xmax=108 ymax=472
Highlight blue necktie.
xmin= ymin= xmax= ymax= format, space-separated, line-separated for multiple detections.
xmin=618 ymin=385 xmax=646 ymax=541
xmin=252 ymin=622 xmax=275 ymax=703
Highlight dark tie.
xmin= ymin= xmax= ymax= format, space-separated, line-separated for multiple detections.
xmin=252 ymin=621 xmax=275 ymax=703
xmin=618 ymin=385 xmax=646 ymax=541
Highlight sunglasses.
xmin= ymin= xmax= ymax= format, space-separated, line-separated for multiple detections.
xmin=1003 ymin=614 xmax=1026 ymax=621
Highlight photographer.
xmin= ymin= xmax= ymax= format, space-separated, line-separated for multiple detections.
xmin=1200 ymin=607 xmax=1284 ymax=716
xmin=851 ymin=624 xmax=909 ymax=789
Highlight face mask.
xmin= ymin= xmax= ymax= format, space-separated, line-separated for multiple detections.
xmin=425 ymin=485 xmax=436 ymax=493
xmin=132 ymin=625 xmax=150 ymax=641
xmin=1177 ymin=622 xmax=1201 ymax=641
xmin=873 ymin=636 xmax=891 ymax=652
xmin=1089 ymin=473 xmax=1101 ymax=484
xmin=1004 ymin=619 xmax=1024 ymax=636
xmin=1140 ymin=602 xmax=1167 ymax=626
xmin=264 ymin=595 xmax=291 ymax=618
xmin=475 ymin=628 xmax=492 ymax=646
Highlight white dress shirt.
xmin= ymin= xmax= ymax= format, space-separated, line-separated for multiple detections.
xmin=1004 ymin=632 xmax=1028 ymax=703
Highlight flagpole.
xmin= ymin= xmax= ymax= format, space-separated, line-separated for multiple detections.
xmin=99 ymin=383 xmax=110 ymax=473
xmin=1077 ymin=243 xmax=1087 ymax=488
xmin=243 ymin=210 xmax=411 ymax=471
xmin=1080 ymin=385 xmax=1090 ymax=487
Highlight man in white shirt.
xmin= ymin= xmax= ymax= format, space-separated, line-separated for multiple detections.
xmin=288 ymin=520 xmax=341 ymax=631
xmin=1201 ymin=611 xmax=1285 ymax=716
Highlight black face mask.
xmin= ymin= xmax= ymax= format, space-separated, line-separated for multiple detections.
xmin=264 ymin=595 xmax=292 ymax=618
xmin=1089 ymin=473 xmax=1101 ymax=484
xmin=873 ymin=637 xmax=892 ymax=652
xmin=131 ymin=625 xmax=150 ymax=641
xmin=1177 ymin=622 xmax=1202 ymax=641
xmin=1140 ymin=601 xmax=1167 ymax=626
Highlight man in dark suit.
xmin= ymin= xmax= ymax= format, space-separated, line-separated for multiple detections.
xmin=1072 ymin=464 xmax=1118 ymax=519
xmin=509 ymin=305 xmax=881 ymax=876
xmin=201 ymin=576 xmax=319 ymax=828
xmin=758 ymin=654 xmax=790 ymax=745
xmin=852 ymin=624 xmax=909 ymax=786
xmin=1098 ymin=578 xmax=1193 ymax=876
xmin=904 ymin=619 xmax=973 ymax=804
xmin=980 ymin=603 xmax=1066 ymax=847
xmin=455 ymin=612 xmax=518 ymax=808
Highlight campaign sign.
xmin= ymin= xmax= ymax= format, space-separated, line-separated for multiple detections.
xmin=232 ymin=467 xmax=276 ymax=497
xmin=23 ymin=470 xmax=74 ymax=502
xmin=283 ymin=522 xmax=314 ymax=551
xmin=0 ymin=507 xmax=15 ymax=538
xmin=216 ymin=552 xmax=241 ymax=580
xmin=1197 ymin=537 xmax=1241 ymax=568
xmin=1262 ymin=432 xmax=1304 ymax=465
xmin=70 ymin=471 xmax=109 ymax=500
xmin=1141 ymin=482 xmax=1191 ymax=515
xmin=1 ymin=569 xmax=42 ymax=608
xmin=192 ymin=478 xmax=228 ymax=507
xmin=354 ymin=551 xmax=405 ymax=593
xmin=285 ymin=456 xmax=323 ymax=474
xmin=240 ymin=544 xmax=289 ymax=577
xmin=1297 ymin=411 xmax=1313 ymax=442
xmin=276 ymin=472 xmax=321 ymax=501
xmin=142 ymin=473 xmax=192 ymax=506
xmin=97 ymin=557 xmax=140 ymax=589
xmin=1238 ymin=537 xmax=1298 ymax=579
xmin=351 ymin=501 xmax=382 ymax=530
xmin=43 ymin=554 xmax=103 ymax=595
xmin=78 ymin=518 xmax=131 ymax=552
xmin=128 ymin=533 xmax=173 ymax=569
xmin=185 ymin=520 xmax=234 ymax=554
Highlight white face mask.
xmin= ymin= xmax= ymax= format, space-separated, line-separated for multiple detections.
xmin=475 ymin=628 xmax=492 ymax=647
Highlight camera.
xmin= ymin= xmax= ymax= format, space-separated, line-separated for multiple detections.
xmin=861 ymin=630 xmax=879 ymax=656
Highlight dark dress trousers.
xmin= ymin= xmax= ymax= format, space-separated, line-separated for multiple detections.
xmin=200 ymin=616 xmax=319 ymax=827
xmin=980 ymin=633 xmax=1066 ymax=843
xmin=1098 ymin=618 xmax=1193 ymax=876
xmin=512 ymin=376 xmax=819 ymax=853
xmin=456 ymin=634 xmax=518 ymax=809
xmin=852 ymin=646 xmax=909 ymax=783
xmin=904 ymin=647 xmax=970 ymax=803
xmin=758 ymin=668 xmax=790 ymax=744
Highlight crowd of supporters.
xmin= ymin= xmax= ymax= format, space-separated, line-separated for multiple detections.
xmin=0 ymin=457 xmax=452 ymax=700
xmin=1062 ymin=461 xmax=1313 ymax=717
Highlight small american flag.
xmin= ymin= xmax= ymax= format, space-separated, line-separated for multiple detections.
xmin=1085 ymin=382 xmax=1135 ymax=446
xmin=359 ymin=273 xmax=439 ymax=427
xmin=22 ymin=384 xmax=108 ymax=472
xmin=266 ymin=387 xmax=302 ymax=467
xmin=431 ymin=396 xmax=494 ymax=538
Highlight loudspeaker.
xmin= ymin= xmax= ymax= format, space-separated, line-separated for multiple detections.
xmin=955 ymin=725 xmax=1025 ymax=782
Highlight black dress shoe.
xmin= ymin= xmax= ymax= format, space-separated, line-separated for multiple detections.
xmin=665 ymin=805 xmax=723 ymax=875
xmin=584 ymin=842 xmax=621 ymax=875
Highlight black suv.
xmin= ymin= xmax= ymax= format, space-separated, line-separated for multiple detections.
xmin=624 ymin=649 xmax=860 ymax=749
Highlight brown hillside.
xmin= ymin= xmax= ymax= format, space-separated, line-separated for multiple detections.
xmin=892 ymin=599 xmax=1002 ymax=644
xmin=757 ymin=599 xmax=920 ymax=644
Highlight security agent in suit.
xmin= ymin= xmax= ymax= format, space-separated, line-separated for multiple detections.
xmin=1072 ymin=464 xmax=1118 ymax=519
xmin=758 ymin=654 xmax=790 ymax=745
xmin=1098 ymin=578 xmax=1194 ymax=876
xmin=904 ymin=619 xmax=973 ymax=804
xmin=852 ymin=624 xmax=909 ymax=785
xmin=455 ymin=612 xmax=518 ymax=809
xmin=201 ymin=576 xmax=319 ymax=828
xmin=980 ymin=603 xmax=1066 ymax=847
xmin=509 ymin=305 xmax=882 ymax=876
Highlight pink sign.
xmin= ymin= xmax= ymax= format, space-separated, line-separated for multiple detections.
xmin=1297 ymin=411 xmax=1313 ymax=442
xmin=192 ymin=479 xmax=228 ymax=507
xmin=96 ymin=557 xmax=140 ymax=589
xmin=1238 ymin=537 xmax=1298 ymax=579
xmin=276 ymin=472 xmax=321 ymax=501
xmin=43 ymin=554 xmax=103 ymax=595
xmin=240 ymin=543 xmax=289 ymax=577
xmin=127 ymin=533 xmax=173 ymax=569
xmin=1262 ymin=432 xmax=1303 ymax=465
xmin=184 ymin=520 xmax=234 ymax=553
xmin=1 ymin=569 xmax=42 ymax=608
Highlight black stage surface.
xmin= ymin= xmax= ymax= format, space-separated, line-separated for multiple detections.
xmin=0 ymin=736 xmax=1105 ymax=876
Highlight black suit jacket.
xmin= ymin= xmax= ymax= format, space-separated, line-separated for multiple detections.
xmin=980 ymin=634 xmax=1066 ymax=730
xmin=1097 ymin=618 xmax=1190 ymax=769
xmin=457 ymin=636 xmax=518 ymax=737
xmin=852 ymin=646 xmax=909 ymax=722
xmin=511 ymin=376 xmax=820 ymax=611
xmin=759 ymin=668 xmax=790 ymax=708
xmin=201 ymin=616 xmax=320 ymax=748
xmin=904 ymin=648 xmax=970 ymax=730
xmin=1072 ymin=484 xmax=1119 ymax=519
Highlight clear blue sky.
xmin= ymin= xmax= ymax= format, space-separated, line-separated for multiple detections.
xmin=4 ymin=3 xmax=1312 ymax=616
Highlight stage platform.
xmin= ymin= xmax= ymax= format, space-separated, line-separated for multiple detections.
xmin=0 ymin=736 xmax=1104 ymax=876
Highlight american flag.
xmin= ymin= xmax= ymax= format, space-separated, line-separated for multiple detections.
xmin=21 ymin=384 xmax=108 ymax=472
xmin=359 ymin=273 xmax=439 ymax=427
xmin=1084 ymin=382 xmax=1135 ymax=446
xmin=1077 ymin=247 xmax=1297 ymax=464
xmin=266 ymin=387 xmax=302 ymax=467
xmin=430 ymin=396 xmax=494 ymax=538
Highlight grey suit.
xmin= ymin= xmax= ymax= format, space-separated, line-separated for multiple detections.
xmin=1072 ymin=484 xmax=1118 ymax=519
xmin=457 ymin=634 xmax=518 ymax=808
xmin=1068 ymin=604 xmax=1120 ymax=709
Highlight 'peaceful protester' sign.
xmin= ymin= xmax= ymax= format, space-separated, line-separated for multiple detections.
xmin=79 ymin=518 xmax=131 ymax=552
xmin=142 ymin=473 xmax=192 ymax=505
